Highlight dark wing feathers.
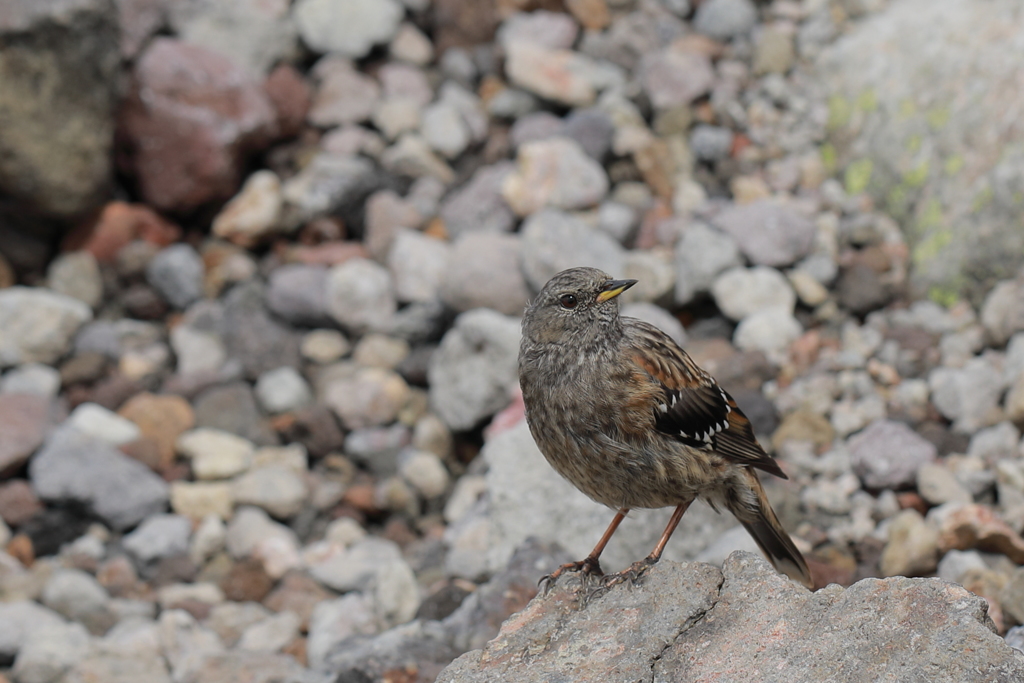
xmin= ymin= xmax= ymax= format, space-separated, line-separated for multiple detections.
xmin=625 ymin=320 xmax=787 ymax=480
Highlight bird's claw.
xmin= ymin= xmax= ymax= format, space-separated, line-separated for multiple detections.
xmin=601 ymin=556 xmax=658 ymax=588
xmin=538 ymin=556 xmax=604 ymax=592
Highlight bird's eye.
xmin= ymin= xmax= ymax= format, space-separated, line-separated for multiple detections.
xmin=559 ymin=294 xmax=578 ymax=309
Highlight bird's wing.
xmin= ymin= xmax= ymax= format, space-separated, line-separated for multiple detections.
xmin=625 ymin=320 xmax=787 ymax=479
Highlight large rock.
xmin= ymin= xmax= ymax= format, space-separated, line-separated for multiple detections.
xmin=119 ymin=37 xmax=277 ymax=212
xmin=0 ymin=287 xmax=92 ymax=368
xmin=427 ymin=309 xmax=521 ymax=432
xmin=29 ymin=427 xmax=169 ymax=530
xmin=815 ymin=0 xmax=1024 ymax=303
xmin=439 ymin=553 xmax=1024 ymax=682
xmin=0 ymin=0 xmax=120 ymax=216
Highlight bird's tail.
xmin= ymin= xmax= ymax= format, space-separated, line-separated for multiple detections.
xmin=729 ymin=470 xmax=813 ymax=589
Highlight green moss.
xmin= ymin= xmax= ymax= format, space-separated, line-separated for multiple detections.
xmin=827 ymin=95 xmax=852 ymax=131
xmin=844 ymin=158 xmax=873 ymax=195
xmin=928 ymin=285 xmax=960 ymax=308
xmin=926 ymin=106 xmax=951 ymax=130
xmin=903 ymin=160 xmax=930 ymax=188
xmin=821 ymin=143 xmax=838 ymax=174
xmin=972 ymin=186 xmax=995 ymax=212
xmin=944 ymin=155 xmax=964 ymax=176
xmin=918 ymin=199 xmax=945 ymax=231
xmin=856 ymin=89 xmax=878 ymax=112
xmin=886 ymin=185 xmax=910 ymax=216
xmin=912 ymin=222 xmax=952 ymax=266
xmin=898 ymin=99 xmax=917 ymax=119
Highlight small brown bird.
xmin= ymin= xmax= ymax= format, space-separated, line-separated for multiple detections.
xmin=518 ymin=267 xmax=812 ymax=589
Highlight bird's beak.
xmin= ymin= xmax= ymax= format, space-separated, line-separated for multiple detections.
xmin=596 ymin=279 xmax=638 ymax=302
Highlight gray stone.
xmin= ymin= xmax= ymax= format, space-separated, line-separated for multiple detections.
xmin=815 ymin=0 xmax=1024 ymax=302
xmin=237 ymin=611 xmax=301 ymax=652
xmin=444 ymin=421 xmax=737 ymax=580
xmin=929 ymin=356 xmax=1008 ymax=433
xmin=294 ymin=0 xmax=403 ymax=57
xmin=733 ymin=307 xmax=803 ymax=360
xmin=41 ymin=567 xmax=111 ymax=628
xmin=0 ymin=0 xmax=120 ymax=216
xmin=440 ymin=233 xmax=531 ymax=316
xmin=158 ymin=609 xmax=225 ymax=683
xmin=265 ymin=265 xmax=329 ymax=327
xmin=848 ymin=419 xmax=938 ymax=490
xmin=439 ymin=162 xmax=516 ymax=238
xmin=0 ymin=601 xmax=65 ymax=662
xmin=280 ymin=152 xmax=379 ymax=227
xmin=968 ymin=421 xmax=1021 ymax=462
xmin=937 ymin=549 xmax=988 ymax=584
xmin=47 ymin=251 xmax=103 ymax=309
xmin=231 ymin=465 xmax=307 ymax=519
xmin=206 ymin=602 xmax=271 ymax=648
xmin=322 ymin=365 xmax=410 ymax=430
xmin=224 ymin=280 xmax=301 ymax=381
xmin=225 ymin=506 xmax=300 ymax=560
xmin=66 ymin=402 xmax=141 ymax=446
xmin=918 ymin=463 xmax=973 ymax=505
xmin=427 ymin=309 xmax=521 ymax=431
xmin=712 ymin=200 xmax=817 ymax=268
xmin=982 ymin=274 xmax=1024 ymax=347
xmin=380 ymin=133 xmax=455 ymax=184
xmin=0 ymin=363 xmax=61 ymax=397
xmin=690 ymin=125 xmax=734 ymax=162
xmin=193 ymin=382 xmax=278 ymax=447
xmin=307 ymin=594 xmax=377 ymax=670
xmin=62 ymin=653 xmax=171 ymax=683
xmin=308 ymin=56 xmax=379 ymax=127
xmin=693 ymin=0 xmax=758 ymax=39
xmin=398 ymin=449 xmax=449 ymax=499
xmin=325 ymin=258 xmax=397 ymax=334
xmin=0 ymin=287 xmax=93 ymax=368
xmin=167 ymin=0 xmax=298 ymax=76
xmin=504 ymin=42 xmax=602 ymax=108
xmin=30 ymin=427 xmax=169 ymax=530
xmin=675 ymin=222 xmax=744 ymax=305
xmin=254 ymin=366 xmax=313 ymax=414
xmin=520 ymin=209 xmax=625 ymax=292
xmin=439 ymin=553 xmax=1024 ymax=683
xmin=422 ymin=100 xmax=471 ymax=159
xmin=711 ymin=266 xmax=797 ymax=321
xmin=123 ymin=514 xmax=193 ymax=564
xmin=146 ymin=244 xmax=204 ymax=309
xmin=502 ymin=137 xmax=609 ymax=216
xmin=387 ymin=229 xmax=450 ymax=304
xmin=640 ymin=43 xmax=715 ymax=110
xmin=13 ymin=620 xmax=91 ymax=683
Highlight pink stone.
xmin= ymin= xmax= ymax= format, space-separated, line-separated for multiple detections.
xmin=118 ymin=38 xmax=278 ymax=212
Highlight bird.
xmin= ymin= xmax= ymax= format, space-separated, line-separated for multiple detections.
xmin=518 ymin=266 xmax=813 ymax=589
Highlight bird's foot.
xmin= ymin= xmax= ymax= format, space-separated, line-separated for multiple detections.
xmin=538 ymin=556 xmax=604 ymax=592
xmin=601 ymin=556 xmax=659 ymax=588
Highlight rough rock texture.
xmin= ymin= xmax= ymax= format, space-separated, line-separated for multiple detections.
xmin=816 ymin=0 xmax=1024 ymax=303
xmin=0 ymin=0 xmax=120 ymax=216
xmin=440 ymin=553 xmax=1024 ymax=683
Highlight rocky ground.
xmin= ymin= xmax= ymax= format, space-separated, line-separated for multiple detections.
xmin=2 ymin=0 xmax=1024 ymax=681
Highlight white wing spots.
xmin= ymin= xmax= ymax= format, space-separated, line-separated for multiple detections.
xmin=658 ymin=402 xmax=669 ymax=413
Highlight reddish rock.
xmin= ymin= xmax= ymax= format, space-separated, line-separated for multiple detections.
xmin=118 ymin=392 xmax=196 ymax=470
xmin=0 ymin=480 xmax=43 ymax=526
xmin=65 ymin=201 xmax=181 ymax=263
xmin=937 ymin=503 xmax=1024 ymax=564
xmin=263 ymin=571 xmax=334 ymax=629
xmin=281 ymin=241 xmax=370 ymax=266
xmin=0 ymin=395 xmax=52 ymax=477
xmin=221 ymin=557 xmax=275 ymax=602
xmin=6 ymin=533 xmax=34 ymax=567
xmin=264 ymin=64 xmax=312 ymax=139
xmin=118 ymin=38 xmax=278 ymax=212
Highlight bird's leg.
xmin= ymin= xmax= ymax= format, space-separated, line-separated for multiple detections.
xmin=539 ymin=509 xmax=628 ymax=590
xmin=603 ymin=500 xmax=692 ymax=587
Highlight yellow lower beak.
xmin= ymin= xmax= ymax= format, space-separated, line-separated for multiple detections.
xmin=596 ymin=279 xmax=638 ymax=302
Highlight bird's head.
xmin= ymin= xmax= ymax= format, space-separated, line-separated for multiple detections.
xmin=522 ymin=267 xmax=637 ymax=345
